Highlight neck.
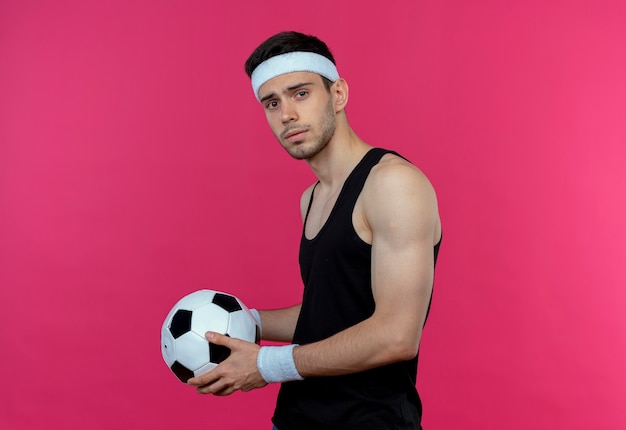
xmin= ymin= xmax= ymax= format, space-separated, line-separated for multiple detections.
xmin=306 ymin=122 xmax=371 ymax=189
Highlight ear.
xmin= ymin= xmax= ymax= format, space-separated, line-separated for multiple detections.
xmin=332 ymin=78 xmax=349 ymax=113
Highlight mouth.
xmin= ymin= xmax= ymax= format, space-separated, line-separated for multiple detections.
xmin=282 ymin=128 xmax=308 ymax=142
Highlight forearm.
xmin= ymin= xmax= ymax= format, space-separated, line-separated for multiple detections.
xmin=293 ymin=313 xmax=422 ymax=378
xmin=256 ymin=277 xmax=431 ymax=383
xmin=258 ymin=304 xmax=301 ymax=343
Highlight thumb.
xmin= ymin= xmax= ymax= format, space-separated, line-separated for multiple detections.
xmin=205 ymin=331 xmax=232 ymax=346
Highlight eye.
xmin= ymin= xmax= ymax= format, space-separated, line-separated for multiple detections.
xmin=295 ymin=90 xmax=308 ymax=99
xmin=265 ymin=100 xmax=279 ymax=111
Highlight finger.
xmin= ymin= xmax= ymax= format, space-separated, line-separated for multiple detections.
xmin=187 ymin=369 xmax=218 ymax=387
xmin=213 ymin=386 xmax=236 ymax=396
xmin=196 ymin=378 xmax=232 ymax=395
xmin=196 ymin=383 xmax=219 ymax=395
xmin=205 ymin=331 xmax=232 ymax=346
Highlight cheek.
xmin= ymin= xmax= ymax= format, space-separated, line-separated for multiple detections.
xmin=266 ymin=117 xmax=282 ymax=138
xmin=264 ymin=112 xmax=277 ymax=128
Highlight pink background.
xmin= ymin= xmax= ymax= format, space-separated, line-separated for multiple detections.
xmin=1 ymin=0 xmax=625 ymax=429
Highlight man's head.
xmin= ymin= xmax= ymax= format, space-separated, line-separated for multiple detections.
xmin=245 ymin=32 xmax=349 ymax=160
xmin=245 ymin=32 xmax=338 ymax=101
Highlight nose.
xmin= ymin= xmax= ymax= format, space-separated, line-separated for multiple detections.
xmin=280 ymin=100 xmax=297 ymax=124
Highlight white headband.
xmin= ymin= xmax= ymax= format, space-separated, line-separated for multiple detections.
xmin=251 ymin=51 xmax=339 ymax=101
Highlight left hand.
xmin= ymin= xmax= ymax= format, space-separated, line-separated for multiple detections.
xmin=187 ymin=332 xmax=267 ymax=396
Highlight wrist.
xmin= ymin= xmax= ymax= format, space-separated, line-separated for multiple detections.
xmin=257 ymin=344 xmax=303 ymax=383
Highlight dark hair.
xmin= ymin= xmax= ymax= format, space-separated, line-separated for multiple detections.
xmin=244 ymin=31 xmax=337 ymax=85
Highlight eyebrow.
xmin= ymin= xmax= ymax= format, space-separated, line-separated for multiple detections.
xmin=259 ymin=82 xmax=314 ymax=103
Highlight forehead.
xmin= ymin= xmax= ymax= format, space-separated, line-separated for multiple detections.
xmin=257 ymin=71 xmax=324 ymax=99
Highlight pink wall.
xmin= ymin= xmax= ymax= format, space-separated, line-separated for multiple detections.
xmin=1 ymin=0 xmax=625 ymax=428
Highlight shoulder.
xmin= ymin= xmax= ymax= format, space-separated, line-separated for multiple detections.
xmin=299 ymin=181 xmax=319 ymax=222
xmin=366 ymin=152 xmax=437 ymax=204
xmin=361 ymin=152 xmax=440 ymax=238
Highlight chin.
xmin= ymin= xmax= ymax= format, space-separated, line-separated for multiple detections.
xmin=286 ymin=141 xmax=328 ymax=161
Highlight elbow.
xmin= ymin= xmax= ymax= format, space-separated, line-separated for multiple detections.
xmin=396 ymin=341 xmax=420 ymax=362
xmin=384 ymin=333 xmax=421 ymax=363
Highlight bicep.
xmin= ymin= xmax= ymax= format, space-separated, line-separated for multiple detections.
xmin=366 ymin=165 xmax=439 ymax=336
xmin=371 ymin=232 xmax=434 ymax=331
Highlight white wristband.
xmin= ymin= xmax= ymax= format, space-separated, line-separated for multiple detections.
xmin=250 ymin=308 xmax=262 ymax=338
xmin=257 ymin=345 xmax=304 ymax=383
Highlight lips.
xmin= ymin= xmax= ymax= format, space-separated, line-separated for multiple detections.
xmin=283 ymin=129 xmax=308 ymax=142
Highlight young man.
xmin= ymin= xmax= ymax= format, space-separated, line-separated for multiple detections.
xmin=188 ymin=31 xmax=442 ymax=430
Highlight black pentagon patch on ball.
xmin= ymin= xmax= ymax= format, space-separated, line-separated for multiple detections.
xmin=169 ymin=309 xmax=192 ymax=339
xmin=212 ymin=293 xmax=242 ymax=312
xmin=170 ymin=361 xmax=194 ymax=383
xmin=209 ymin=341 xmax=231 ymax=364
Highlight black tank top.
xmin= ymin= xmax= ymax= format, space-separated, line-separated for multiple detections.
xmin=272 ymin=148 xmax=441 ymax=430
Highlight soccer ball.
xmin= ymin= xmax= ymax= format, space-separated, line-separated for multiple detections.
xmin=161 ymin=289 xmax=260 ymax=383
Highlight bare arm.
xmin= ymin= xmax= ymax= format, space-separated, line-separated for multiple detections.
xmin=257 ymin=305 xmax=301 ymax=343
xmin=293 ymin=160 xmax=440 ymax=376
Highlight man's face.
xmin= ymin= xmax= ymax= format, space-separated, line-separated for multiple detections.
xmin=257 ymin=71 xmax=336 ymax=160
